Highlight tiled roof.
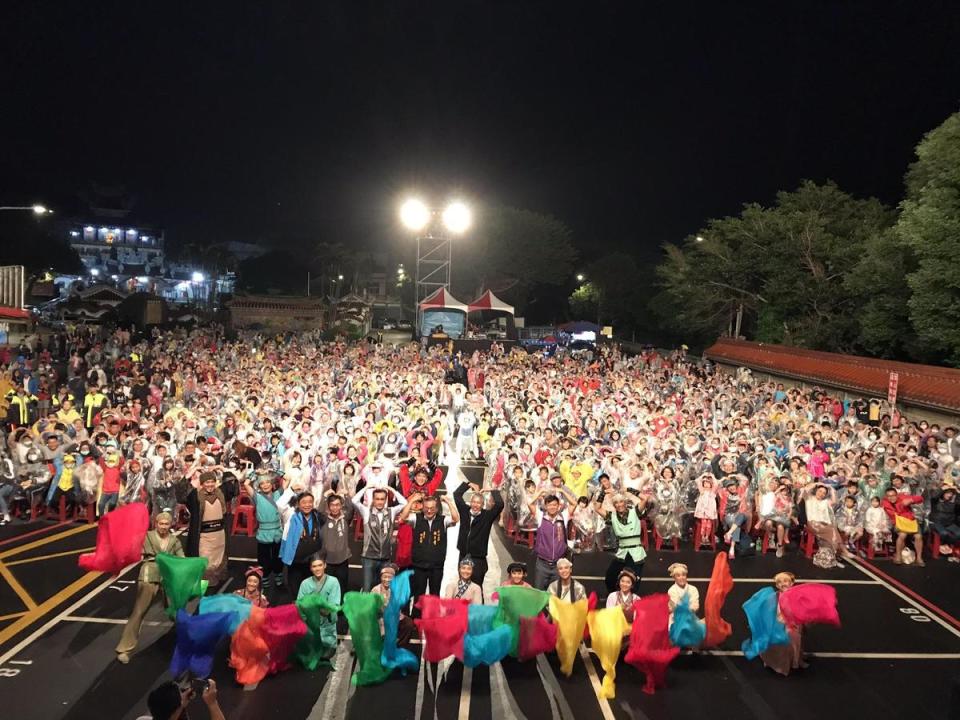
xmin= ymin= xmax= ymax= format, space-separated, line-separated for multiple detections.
xmin=703 ymin=338 xmax=960 ymax=413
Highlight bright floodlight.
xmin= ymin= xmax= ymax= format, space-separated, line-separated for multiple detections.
xmin=400 ymin=198 xmax=430 ymax=231
xmin=576 ymin=274 xmax=585 ymax=282
xmin=192 ymin=271 xmax=205 ymax=282
xmin=442 ymin=201 xmax=471 ymax=234
xmin=32 ymin=204 xmax=48 ymax=214
xmin=90 ymin=268 xmax=99 ymax=277
xmin=695 ymin=235 xmax=705 ymax=243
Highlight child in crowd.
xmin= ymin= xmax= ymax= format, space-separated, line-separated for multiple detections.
xmin=836 ymin=494 xmax=864 ymax=553
xmin=694 ymin=474 xmax=718 ymax=545
xmin=864 ymin=495 xmax=892 ymax=551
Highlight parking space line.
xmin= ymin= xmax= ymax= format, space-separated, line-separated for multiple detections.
xmin=0 ymin=560 xmax=37 ymax=610
xmin=848 ymin=557 xmax=960 ymax=639
xmin=3 ymin=547 xmax=95 ymax=567
xmin=0 ymin=524 xmax=95 ymax=560
xmin=0 ymin=522 xmax=70 ymax=548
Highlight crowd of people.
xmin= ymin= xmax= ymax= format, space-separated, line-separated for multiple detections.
xmin=1 ymin=324 xmax=958 ymax=673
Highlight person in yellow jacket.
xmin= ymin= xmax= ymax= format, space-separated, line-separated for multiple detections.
xmin=5 ymin=386 xmax=37 ymax=426
xmin=83 ymin=387 xmax=107 ymax=429
xmin=56 ymin=399 xmax=82 ymax=427
xmin=559 ymin=454 xmax=595 ymax=498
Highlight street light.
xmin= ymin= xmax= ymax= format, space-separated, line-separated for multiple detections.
xmin=576 ymin=273 xmax=585 ymax=282
xmin=0 ymin=204 xmax=52 ymax=214
xmin=695 ymin=235 xmax=704 ymax=243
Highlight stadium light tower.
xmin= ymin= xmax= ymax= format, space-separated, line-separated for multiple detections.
xmin=399 ymin=197 xmax=472 ymax=335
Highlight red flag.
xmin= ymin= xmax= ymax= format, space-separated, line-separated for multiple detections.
xmin=518 ymin=613 xmax=558 ymax=661
xmin=703 ymin=552 xmax=734 ymax=647
xmin=583 ymin=591 xmax=598 ymax=639
xmin=624 ymin=594 xmax=680 ymax=694
xmin=78 ymin=502 xmax=149 ymax=575
xmin=779 ymin=583 xmax=840 ymax=627
xmin=415 ymin=595 xmax=469 ymax=662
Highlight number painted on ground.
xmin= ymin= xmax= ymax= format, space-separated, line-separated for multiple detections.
xmin=0 ymin=668 xmax=21 ymax=677
xmin=899 ymin=607 xmax=932 ymax=622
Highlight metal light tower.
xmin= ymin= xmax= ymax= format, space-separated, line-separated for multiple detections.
xmin=399 ymin=198 xmax=471 ymax=335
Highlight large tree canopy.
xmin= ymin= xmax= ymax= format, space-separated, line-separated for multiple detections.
xmin=898 ymin=112 xmax=960 ymax=364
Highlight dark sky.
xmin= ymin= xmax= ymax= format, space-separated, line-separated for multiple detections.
xmin=2 ymin=1 xmax=959 ymax=264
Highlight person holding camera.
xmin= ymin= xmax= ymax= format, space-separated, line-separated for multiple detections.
xmin=141 ymin=678 xmax=225 ymax=720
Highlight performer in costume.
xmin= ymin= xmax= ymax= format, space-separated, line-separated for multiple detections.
xmin=666 ymin=563 xmax=701 ymax=625
xmin=605 ymin=568 xmax=639 ymax=625
xmin=115 ymin=510 xmax=184 ymax=663
xmin=596 ymin=493 xmax=647 ymax=592
xmin=185 ymin=471 xmax=232 ymax=585
xmin=442 ymin=557 xmax=483 ymax=604
xmin=760 ymin=572 xmax=808 ymax=676
xmin=234 ymin=566 xmax=270 ymax=608
xmin=281 ymin=491 xmax=324 ymax=594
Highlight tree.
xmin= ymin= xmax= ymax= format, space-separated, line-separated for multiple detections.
xmin=898 ymin=112 xmax=960 ymax=365
xmin=654 ymin=181 xmax=893 ymax=352
xmin=453 ymin=207 xmax=576 ymax=314
xmin=568 ymin=281 xmax=598 ymax=321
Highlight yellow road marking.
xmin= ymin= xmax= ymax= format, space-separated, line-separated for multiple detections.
xmin=0 ymin=561 xmax=37 ymax=610
xmin=0 ymin=612 xmax=28 ymax=623
xmin=3 ymin=547 xmax=96 ymax=567
xmin=0 ymin=523 xmax=96 ymax=560
xmin=0 ymin=571 xmax=102 ymax=646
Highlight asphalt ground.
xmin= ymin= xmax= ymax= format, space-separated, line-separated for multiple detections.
xmin=0 ymin=462 xmax=958 ymax=719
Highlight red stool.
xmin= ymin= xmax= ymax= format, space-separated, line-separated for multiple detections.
xmin=694 ymin=519 xmax=717 ymax=551
xmin=174 ymin=503 xmax=191 ymax=530
xmin=761 ymin=529 xmax=774 ymax=554
xmin=75 ymin=501 xmax=96 ymax=524
xmin=641 ymin=523 xmax=650 ymax=548
xmin=30 ymin=493 xmax=47 ymax=520
xmin=801 ymin=529 xmax=816 ymax=558
xmin=865 ymin=532 xmax=890 ymax=559
xmin=353 ymin=514 xmax=364 ymax=541
xmin=654 ymin=528 xmax=679 ymax=551
xmin=516 ymin=529 xmax=536 ymax=548
xmin=46 ymin=494 xmax=69 ymax=522
xmin=231 ymin=504 xmax=257 ymax=536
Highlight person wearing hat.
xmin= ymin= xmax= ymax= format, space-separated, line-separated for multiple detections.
xmin=244 ymin=469 xmax=285 ymax=588
xmin=371 ymin=563 xmax=416 ymax=646
xmin=504 ymin=562 xmax=531 ymax=588
xmin=605 ymin=567 xmax=639 ymax=624
xmin=595 ymin=493 xmax=648 ymax=592
xmin=442 ymin=557 xmax=483 ymax=605
xmin=929 ymin=480 xmax=959 ymax=560
xmin=185 ymin=471 xmax=234 ymax=585
xmin=116 ymin=510 xmax=185 ymax=664
xmin=453 ymin=480 xmax=504 ymax=590
xmin=234 ymin=566 xmax=270 ymax=608
xmin=666 ymin=563 xmax=701 ymax=627
xmin=546 ymin=558 xmax=587 ymax=602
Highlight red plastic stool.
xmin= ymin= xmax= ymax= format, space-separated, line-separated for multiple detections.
xmin=761 ymin=528 xmax=775 ymax=554
xmin=46 ymin=495 xmax=69 ymax=522
xmin=641 ymin=522 xmax=650 ymax=548
xmin=174 ymin=503 xmax=191 ymax=530
xmin=30 ymin=493 xmax=47 ymax=520
xmin=516 ymin=529 xmax=536 ymax=548
xmin=353 ymin=514 xmax=364 ymax=541
xmin=928 ymin=532 xmax=941 ymax=559
xmin=231 ymin=504 xmax=257 ymax=536
xmin=802 ymin=529 xmax=816 ymax=558
xmin=654 ymin=528 xmax=679 ymax=551
xmin=694 ymin=519 xmax=717 ymax=551
xmin=75 ymin=501 xmax=96 ymax=524
xmin=865 ymin=532 xmax=890 ymax=559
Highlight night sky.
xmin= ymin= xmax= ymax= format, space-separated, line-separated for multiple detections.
xmin=2 ymin=2 xmax=959 ymax=265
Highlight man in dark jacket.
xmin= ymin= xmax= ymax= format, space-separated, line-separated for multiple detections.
xmin=930 ymin=482 xmax=959 ymax=558
xmin=453 ymin=481 xmax=504 ymax=589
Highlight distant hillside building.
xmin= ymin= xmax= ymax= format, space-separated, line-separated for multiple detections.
xmin=229 ymin=294 xmax=326 ymax=331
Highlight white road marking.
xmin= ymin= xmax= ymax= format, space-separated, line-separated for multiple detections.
xmin=61 ymin=615 xmax=165 ymax=626
xmin=702 ymin=650 xmax=960 ymax=659
xmin=0 ymin=561 xmax=139 ymax=666
xmin=8 ymin=660 xmax=32 ymax=665
xmin=458 ymin=666 xmax=473 ymax=720
xmin=846 ymin=557 xmax=960 ymax=640
xmin=577 ymin=644 xmax=617 ymax=720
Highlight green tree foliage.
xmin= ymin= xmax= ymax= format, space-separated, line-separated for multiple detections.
xmin=898 ymin=112 xmax=960 ymax=364
xmin=655 ymin=181 xmax=894 ymax=352
xmin=568 ymin=281 xmax=598 ymax=321
xmin=455 ymin=207 xmax=576 ymax=313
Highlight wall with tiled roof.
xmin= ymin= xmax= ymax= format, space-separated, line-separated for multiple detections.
xmin=704 ymin=338 xmax=960 ymax=415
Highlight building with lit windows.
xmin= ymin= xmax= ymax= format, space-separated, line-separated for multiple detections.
xmin=66 ymin=222 xmax=165 ymax=277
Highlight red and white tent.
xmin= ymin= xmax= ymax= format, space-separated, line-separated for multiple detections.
xmin=419 ymin=287 xmax=468 ymax=312
xmin=467 ymin=290 xmax=514 ymax=315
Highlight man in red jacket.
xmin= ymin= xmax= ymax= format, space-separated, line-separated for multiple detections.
xmin=882 ymin=487 xmax=925 ymax=567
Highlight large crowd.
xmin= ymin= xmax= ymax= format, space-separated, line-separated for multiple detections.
xmin=2 ymin=325 xmax=959 ymax=676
